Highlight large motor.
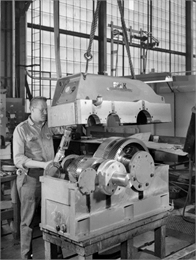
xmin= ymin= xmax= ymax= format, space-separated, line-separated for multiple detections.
xmin=45 ymin=137 xmax=155 ymax=196
xmin=41 ymin=136 xmax=170 ymax=239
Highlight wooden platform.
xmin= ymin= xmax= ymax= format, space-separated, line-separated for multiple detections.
xmin=42 ymin=211 xmax=171 ymax=259
xmin=1 ymin=214 xmax=195 ymax=259
xmin=1 ymin=203 xmax=195 ymax=259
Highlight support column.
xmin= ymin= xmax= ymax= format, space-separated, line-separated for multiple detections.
xmin=185 ymin=0 xmax=193 ymax=75
xmin=53 ymin=0 xmax=62 ymax=79
xmin=0 ymin=0 xmax=1 ymax=86
xmin=98 ymin=0 xmax=107 ymax=75
xmin=15 ymin=1 xmax=30 ymax=102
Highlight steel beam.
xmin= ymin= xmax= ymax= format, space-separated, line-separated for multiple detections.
xmin=28 ymin=23 xmax=186 ymax=57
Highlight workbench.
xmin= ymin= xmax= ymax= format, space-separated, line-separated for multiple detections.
xmin=0 ymin=174 xmax=20 ymax=240
xmin=41 ymin=211 xmax=170 ymax=259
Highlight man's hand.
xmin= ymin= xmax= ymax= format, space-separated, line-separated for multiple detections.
xmin=44 ymin=160 xmax=61 ymax=177
xmin=44 ymin=160 xmax=54 ymax=169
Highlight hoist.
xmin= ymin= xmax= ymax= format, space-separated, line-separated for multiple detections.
xmin=84 ymin=0 xmax=135 ymax=79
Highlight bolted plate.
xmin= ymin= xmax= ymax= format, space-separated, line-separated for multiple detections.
xmin=78 ymin=168 xmax=97 ymax=195
xmin=129 ymin=151 xmax=155 ymax=191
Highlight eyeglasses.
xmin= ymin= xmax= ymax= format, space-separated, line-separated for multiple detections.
xmin=33 ymin=107 xmax=48 ymax=114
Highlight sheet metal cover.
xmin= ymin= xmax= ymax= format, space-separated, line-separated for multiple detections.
xmin=51 ymin=73 xmax=166 ymax=105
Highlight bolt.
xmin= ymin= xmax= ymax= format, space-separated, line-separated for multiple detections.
xmin=61 ymin=224 xmax=67 ymax=233
xmin=56 ymin=225 xmax=60 ymax=232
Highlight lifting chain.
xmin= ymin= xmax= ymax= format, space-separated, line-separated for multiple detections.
xmin=117 ymin=0 xmax=136 ymax=79
xmin=84 ymin=0 xmax=101 ymax=79
xmin=84 ymin=0 xmax=135 ymax=80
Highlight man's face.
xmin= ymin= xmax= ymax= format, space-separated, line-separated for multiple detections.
xmin=31 ymin=100 xmax=48 ymax=123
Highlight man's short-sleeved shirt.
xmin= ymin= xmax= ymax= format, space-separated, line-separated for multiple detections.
xmin=13 ymin=116 xmax=55 ymax=169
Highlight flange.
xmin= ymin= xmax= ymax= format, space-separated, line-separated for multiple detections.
xmin=78 ymin=168 xmax=97 ymax=195
xmin=106 ymin=138 xmax=148 ymax=171
xmin=97 ymin=159 xmax=127 ymax=195
xmin=128 ymin=151 xmax=155 ymax=191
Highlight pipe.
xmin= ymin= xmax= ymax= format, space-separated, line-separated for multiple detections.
xmin=12 ymin=0 xmax=16 ymax=97
xmin=26 ymin=69 xmax=57 ymax=81
xmin=0 ymin=1 xmax=1 ymax=84
xmin=156 ymin=83 xmax=196 ymax=93
xmin=186 ymin=0 xmax=193 ymax=75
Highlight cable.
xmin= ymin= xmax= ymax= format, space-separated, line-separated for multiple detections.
xmin=117 ymin=0 xmax=135 ymax=79
xmin=84 ymin=0 xmax=101 ymax=78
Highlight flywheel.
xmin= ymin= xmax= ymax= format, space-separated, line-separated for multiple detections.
xmin=94 ymin=137 xmax=148 ymax=171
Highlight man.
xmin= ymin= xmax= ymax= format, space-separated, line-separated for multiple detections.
xmin=13 ymin=96 xmax=64 ymax=259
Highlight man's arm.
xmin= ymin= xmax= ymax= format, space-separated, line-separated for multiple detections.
xmin=24 ymin=159 xmax=52 ymax=169
xmin=13 ymin=126 xmax=51 ymax=170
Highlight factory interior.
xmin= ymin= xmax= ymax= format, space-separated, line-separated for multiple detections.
xmin=0 ymin=0 xmax=196 ymax=259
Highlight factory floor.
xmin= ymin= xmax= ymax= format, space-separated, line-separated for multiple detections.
xmin=1 ymin=203 xmax=195 ymax=260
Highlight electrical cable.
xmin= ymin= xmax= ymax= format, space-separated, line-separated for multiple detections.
xmin=167 ymin=82 xmax=174 ymax=93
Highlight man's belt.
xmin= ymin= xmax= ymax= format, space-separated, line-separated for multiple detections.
xmin=16 ymin=168 xmax=43 ymax=178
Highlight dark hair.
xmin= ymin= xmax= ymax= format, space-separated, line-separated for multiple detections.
xmin=30 ymin=96 xmax=47 ymax=109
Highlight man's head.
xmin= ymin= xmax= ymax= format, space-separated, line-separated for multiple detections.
xmin=29 ymin=96 xmax=48 ymax=124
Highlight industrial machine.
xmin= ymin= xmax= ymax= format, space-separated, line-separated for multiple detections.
xmin=40 ymin=73 xmax=172 ymax=241
xmin=48 ymin=73 xmax=171 ymax=127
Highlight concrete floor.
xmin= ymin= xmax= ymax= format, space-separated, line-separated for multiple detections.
xmin=1 ymin=205 xmax=195 ymax=259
